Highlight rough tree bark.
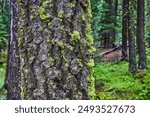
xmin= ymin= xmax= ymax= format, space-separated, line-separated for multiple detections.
xmin=128 ymin=0 xmax=137 ymax=72
xmin=5 ymin=0 xmax=21 ymax=99
xmin=122 ymin=0 xmax=128 ymax=59
xmin=146 ymin=0 xmax=150 ymax=47
xmin=137 ymin=0 xmax=147 ymax=69
xmin=5 ymin=0 xmax=95 ymax=100
xmin=114 ymin=0 xmax=118 ymax=42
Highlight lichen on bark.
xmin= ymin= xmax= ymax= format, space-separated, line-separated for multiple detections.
xmin=6 ymin=0 xmax=95 ymax=100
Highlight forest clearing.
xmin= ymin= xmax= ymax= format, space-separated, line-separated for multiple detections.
xmin=0 ymin=0 xmax=150 ymax=100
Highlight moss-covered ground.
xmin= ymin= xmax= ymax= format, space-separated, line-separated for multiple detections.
xmin=94 ymin=49 xmax=150 ymax=100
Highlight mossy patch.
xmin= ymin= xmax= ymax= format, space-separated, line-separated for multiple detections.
xmin=94 ymin=61 xmax=150 ymax=99
xmin=89 ymin=46 xmax=96 ymax=54
xmin=58 ymin=10 xmax=63 ymax=19
xmin=38 ymin=6 xmax=50 ymax=20
xmin=71 ymin=31 xmax=80 ymax=41
xmin=87 ymin=74 xmax=96 ymax=99
xmin=87 ymin=59 xmax=95 ymax=68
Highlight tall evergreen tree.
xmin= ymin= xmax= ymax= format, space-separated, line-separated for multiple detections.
xmin=122 ymin=0 xmax=128 ymax=59
xmin=146 ymin=0 xmax=150 ymax=47
xmin=137 ymin=0 xmax=147 ymax=69
xmin=5 ymin=0 xmax=95 ymax=100
xmin=128 ymin=0 xmax=137 ymax=72
xmin=100 ymin=0 xmax=116 ymax=48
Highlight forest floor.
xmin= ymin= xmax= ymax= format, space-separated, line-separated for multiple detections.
xmin=0 ymin=49 xmax=150 ymax=100
xmin=94 ymin=48 xmax=150 ymax=100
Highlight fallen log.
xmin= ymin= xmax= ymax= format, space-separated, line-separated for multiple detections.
xmin=94 ymin=45 xmax=123 ymax=63
xmin=100 ymin=45 xmax=122 ymax=56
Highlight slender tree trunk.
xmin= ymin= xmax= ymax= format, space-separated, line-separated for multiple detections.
xmin=5 ymin=0 xmax=21 ymax=99
xmin=114 ymin=0 xmax=118 ymax=17
xmin=146 ymin=0 xmax=150 ymax=47
xmin=128 ymin=0 xmax=137 ymax=72
xmin=101 ymin=0 xmax=115 ymax=48
xmin=114 ymin=0 xmax=118 ymax=44
xmin=137 ymin=0 xmax=147 ymax=69
xmin=6 ymin=0 xmax=95 ymax=100
xmin=122 ymin=0 xmax=128 ymax=60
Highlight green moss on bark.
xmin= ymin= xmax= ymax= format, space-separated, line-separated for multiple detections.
xmin=85 ymin=0 xmax=96 ymax=99
xmin=8 ymin=0 xmax=96 ymax=100
xmin=38 ymin=6 xmax=50 ymax=20
xmin=87 ymin=59 xmax=95 ymax=68
xmin=58 ymin=10 xmax=63 ymax=19
xmin=71 ymin=31 xmax=80 ymax=41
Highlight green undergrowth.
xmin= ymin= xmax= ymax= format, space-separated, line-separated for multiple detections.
xmin=94 ymin=60 xmax=150 ymax=100
xmin=0 ymin=64 xmax=6 ymax=100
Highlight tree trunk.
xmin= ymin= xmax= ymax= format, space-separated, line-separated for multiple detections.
xmin=5 ymin=0 xmax=21 ymax=100
xmin=146 ymin=0 xmax=150 ymax=47
xmin=114 ymin=0 xmax=118 ymax=17
xmin=114 ymin=0 xmax=118 ymax=47
xmin=6 ymin=0 xmax=95 ymax=100
xmin=101 ymin=0 xmax=116 ymax=48
xmin=128 ymin=0 xmax=137 ymax=72
xmin=122 ymin=0 xmax=128 ymax=59
xmin=137 ymin=0 xmax=147 ymax=69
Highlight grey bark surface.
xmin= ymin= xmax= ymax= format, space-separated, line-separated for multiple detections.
xmin=5 ymin=0 xmax=21 ymax=100
xmin=128 ymin=0 xmax=137 ymax=72
xmin=122 ymin=0 xmax=128 ymax=59
xmin=6 ymin=0 xmax=95 ymax=100
xmin=137 ymin=0 xmax=147 ymax=69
